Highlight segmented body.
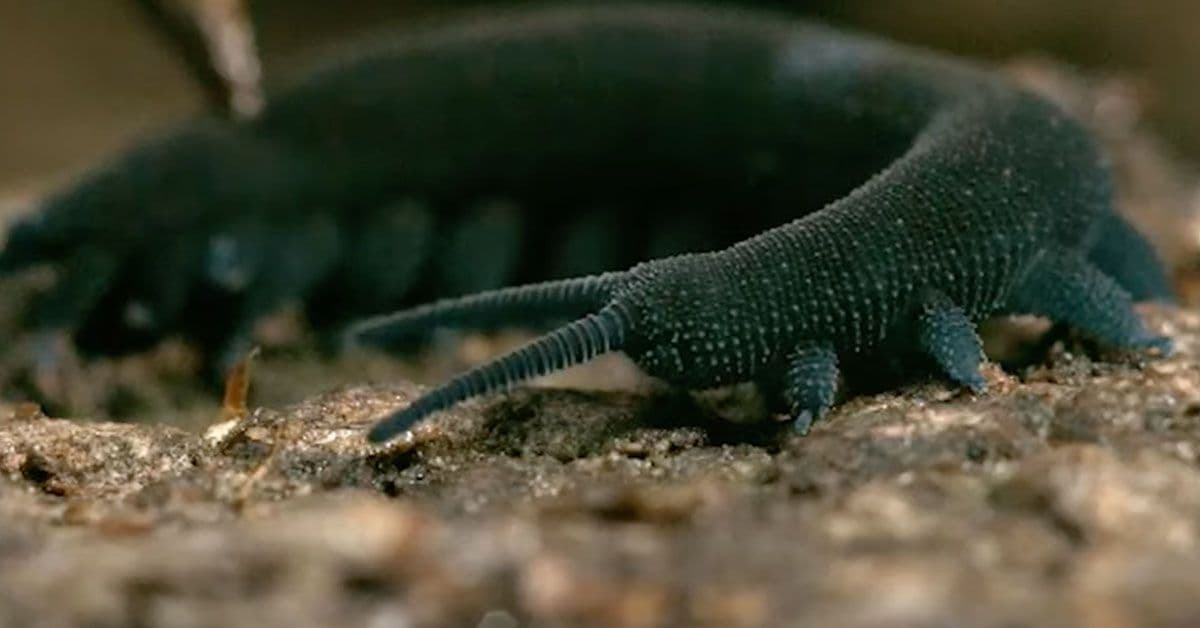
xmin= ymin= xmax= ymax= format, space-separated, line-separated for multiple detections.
xmin=0 ymin=5 xmax=1171 ymax=438
xmin=4 ymin=5 xmax=962 ymax=364
xmin=347 ymin=6 xmax=1172 ymax=442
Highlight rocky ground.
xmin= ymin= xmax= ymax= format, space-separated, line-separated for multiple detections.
xmin=0 ymin=306 xmax=1197 ymax=627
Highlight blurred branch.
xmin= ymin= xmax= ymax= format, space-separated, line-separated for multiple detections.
xmin=133 ymin=0 xmax=264 ymax=119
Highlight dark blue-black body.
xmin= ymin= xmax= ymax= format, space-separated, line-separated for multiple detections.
xmin=0 ymin=5 xmax=1171 ymax=436
xmin=341 ymin=6 xmax=1172 ymax=442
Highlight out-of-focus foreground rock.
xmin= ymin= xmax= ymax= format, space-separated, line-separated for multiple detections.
xmin=0 ymin=306 xmax=1199 ymax=627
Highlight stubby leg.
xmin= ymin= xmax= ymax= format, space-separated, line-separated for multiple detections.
xmin=204 ymin=213 xmax=342 ymax=376
xmin=1086 ymin=211 xmax=1174 ymax=304
xmin=552 ymin=208 xmax=624 ymax=279
xmin=1008 ymin=249 xmax=1171 ymax=353
xmin=437 ymin=200 xmax=524 ymax=296
xmin=116 ymin=234 xmax=206 ymax=340
xmin=30 ymin=246 xmax=119 ymax=331
xmin=353 ymin=201 xmax=433 ymax=303
xmin=781 ymin=343 xmax=839 ymax=435
xmin=26 ymin=247 xmax=119 ymax=407
xmin=917 ymin=290 xmax=988 ymax=393
xmin=317 ymin=199 xmax=433 ymax=320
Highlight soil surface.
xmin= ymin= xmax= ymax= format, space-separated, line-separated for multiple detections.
xmin=2 ymin=9 xmax=1199 ymax=627
xmin=0 ymin=306 xmax=1198 ymax=628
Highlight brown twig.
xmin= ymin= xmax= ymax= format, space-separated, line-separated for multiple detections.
xmin=132 ymin=0 xmax=264 ymax=119
xmin=220 ymin=345 xmax=260 ymax=423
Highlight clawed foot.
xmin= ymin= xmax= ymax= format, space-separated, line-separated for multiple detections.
xmin=962 ymin=372 xmax=988 ymax=395
xmin=792 ymin=409 xmax=813 ymax=435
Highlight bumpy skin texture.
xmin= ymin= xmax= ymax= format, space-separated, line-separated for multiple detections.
xmin=350 ymin=5 xmax=1172 ymax=443
xmin=1 ymin=6 xmax=1172 ymax=423
xmin=0 ymin=4 xmax=937 ymax=368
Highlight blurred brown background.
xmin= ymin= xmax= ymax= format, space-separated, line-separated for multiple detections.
xmin=2 ymin=0 xmax=1198 ymax=203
